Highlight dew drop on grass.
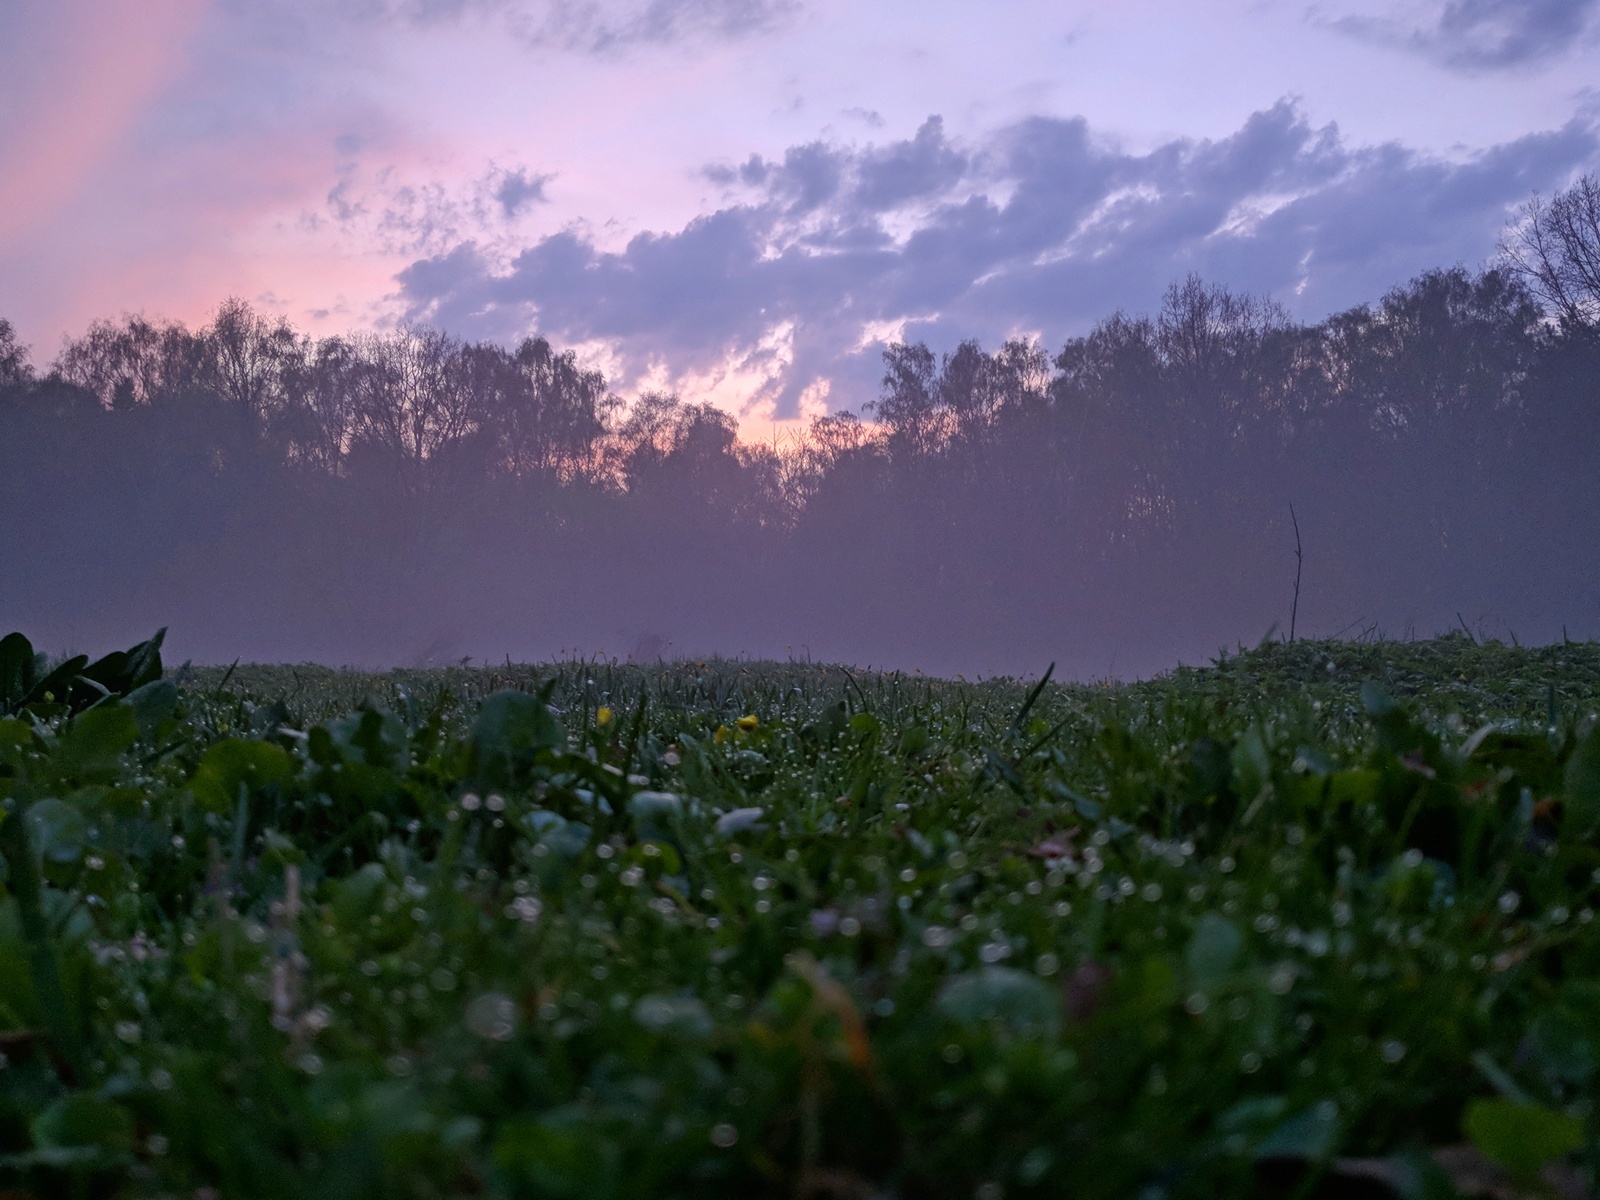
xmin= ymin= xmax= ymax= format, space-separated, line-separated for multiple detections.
xmin=466 ymin=992 xmax=517 ymax=1041
xmin=1240 ymin=1052 xmax=1262 ymax=1074
xmin=1498 ymin=891 xmax=1520 ymax=915
xmin=1380 ymin=1040 xmax=1406 ymax=1064
xmin=710 ymin=1123 xmax=739 ymax=1148
xmin=1184 ymin=993 xmax=1209 ymax=1015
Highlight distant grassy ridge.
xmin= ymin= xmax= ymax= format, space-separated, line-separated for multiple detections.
xmin=187 ymin=632 xmax=1600 ymax=730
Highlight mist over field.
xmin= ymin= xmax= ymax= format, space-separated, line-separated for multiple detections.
xmin=4 ymin=254 xmax=1598 ymax=679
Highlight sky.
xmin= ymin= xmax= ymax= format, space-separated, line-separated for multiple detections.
xmin=2 ymin=0 xmax=1599 ymax=432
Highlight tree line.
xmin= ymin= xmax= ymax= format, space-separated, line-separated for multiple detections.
xmin=1 ymin=178 xmax=1596 ymax=675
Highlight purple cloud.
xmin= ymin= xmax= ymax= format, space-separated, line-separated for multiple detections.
xmin=1330 ymin=0 xmax=1600 ymax=69
xmin=397 ymin=100 xmax=1600 ymax=417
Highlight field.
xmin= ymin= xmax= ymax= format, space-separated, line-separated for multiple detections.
xmin=2 ymin=630 xmax=1600 ymax=1199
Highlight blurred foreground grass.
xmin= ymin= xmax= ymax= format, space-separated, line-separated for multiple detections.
xmin=2 ymin=631 xmax=1599 ymax=1199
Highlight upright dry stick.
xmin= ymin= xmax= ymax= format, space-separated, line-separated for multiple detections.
xmin=1289 ymin=504 xmax=1303 ymax=642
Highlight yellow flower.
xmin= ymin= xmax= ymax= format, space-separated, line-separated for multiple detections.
xmin=736 ymin=715 xmax=759 ymax=732
xmin=714 ymin=725 xmax=730 ymax=744
xmin=596 ymin=706 xmax=613 ymax=727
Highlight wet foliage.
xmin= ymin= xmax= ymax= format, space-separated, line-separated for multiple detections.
xmin=2 ymin=631 xmax=1600 ymax=1198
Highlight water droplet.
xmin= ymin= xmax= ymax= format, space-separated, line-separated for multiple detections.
xmin=1498 ymin=891 xmax=1520 ymax=915
xmin=1380 ymin=1040 xmax=1406 ymax=1063
xmin=1184 ymin=992 xmax=1210 ymax=1015
xmin=1240 ymin=1051 xmax=1262 ymax=1074
xmin=710 ymin=1123 xmax=739 ymax=1148
xmin=466 ymin=992 xmax=517 ymax=1041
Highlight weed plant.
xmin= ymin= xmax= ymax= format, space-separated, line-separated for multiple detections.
xmin=1 ymin=630 xmax=1599 ymax=1199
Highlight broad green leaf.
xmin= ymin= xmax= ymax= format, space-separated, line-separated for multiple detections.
xmin=1563 ymin=724 xmax=1600 ymax=838
xmin=190 ymin=738 xmax=294 ymax=813
xmin=1463 ymin=1098 xmax=1583 ymax=1178
xmin=325 ymin=707 xmax=407 ymax=768
xmin=632 ymin=993 xmax=713 ymax=1039
xmin=1231 ymin=726 xmax=1271 ymax=800
xmin=494 ymin=1113 xmax=622 ymax=1199
xmin=1186 ymin=913 xmax=1244 ymax=990
xmin=26 ymin=798 xmax=87 ymax=864
xmin=471 ymin=690 xmax=565 ymax=785
xmin=937 ymin=966 xmax=1060 ymax=1038
xmin=1254 ymin=1102 xmax=1340 ymax=1161
xmin=0 ymin=632 xmax=36 ymax=715
xmin=125 ymin=678 xmax=178 ymax=738
xmin=52 ymin=705 xmax=140 ymax=780
xmin=32 ymin=1093 xmax=134 ymax=1153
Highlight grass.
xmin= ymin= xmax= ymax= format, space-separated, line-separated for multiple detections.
xmin=1 ymin=632 xmax=1599 ymax=1199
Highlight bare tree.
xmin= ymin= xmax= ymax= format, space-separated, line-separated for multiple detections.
xmin=0 ymin=319 xmax=31 ymax=389
xmin=1500 ymin=173 xmax=1600 ymax=335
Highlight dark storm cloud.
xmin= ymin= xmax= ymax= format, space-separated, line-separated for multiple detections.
xmin=1330 ymin=0 xmax=1600 ymax=69
xmin=397 ymin=101 xmax=1600 ymax=416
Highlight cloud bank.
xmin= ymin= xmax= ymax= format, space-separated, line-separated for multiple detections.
xmin=1329 ymin=0 xmax=1600 ymax=70
xmin=397 ymin=101 xmax=1600 ymax=417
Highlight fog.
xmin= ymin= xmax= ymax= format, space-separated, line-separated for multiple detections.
xmin=2 ymin=264 xmax=1596 ymax=680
